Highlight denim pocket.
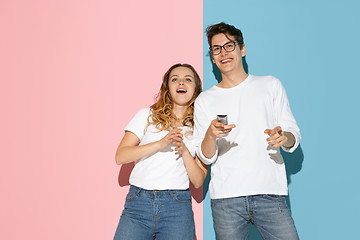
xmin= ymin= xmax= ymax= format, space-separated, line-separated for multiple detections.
xmin=125 ymin=188 xmax=140 ymax=202
xmin=170 ymin=191 xmax=192 ymax=203
xmin=263 ymin=194 xmax=286 ymax=200
xmin=210 ymin=198 xmax=224 ymax=204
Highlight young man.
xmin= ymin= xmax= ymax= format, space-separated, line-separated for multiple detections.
xmin=194 ymin=22 xmax=301 ymax=240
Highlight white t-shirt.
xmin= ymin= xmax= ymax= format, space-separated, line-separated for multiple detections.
xmin=125 ymin=108 xmax=196 ymax=190
xmin=194 ymin=74 xmax=301 ymax=199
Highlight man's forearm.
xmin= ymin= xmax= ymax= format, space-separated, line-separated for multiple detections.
xmin=201 ymin=133 xmax=217 ymax=159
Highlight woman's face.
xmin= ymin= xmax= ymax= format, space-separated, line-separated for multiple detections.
xmin=168 ymin=66 xmax=196 ymax=107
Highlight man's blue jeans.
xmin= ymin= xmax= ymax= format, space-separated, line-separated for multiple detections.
xmin=211 ymin=195 xmax=299 ymax=240
xmin=113 ymin=185 xmax=195 ymax=240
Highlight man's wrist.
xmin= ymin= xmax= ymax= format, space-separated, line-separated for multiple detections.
xmin=204 ymin=130 xmax=217 ymax=142
xmin=201 ymin=139 xmax=217 ymax=159
xmin=283 ymin=131 xmax=295 ymax=148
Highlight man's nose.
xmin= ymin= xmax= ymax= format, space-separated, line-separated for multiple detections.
xmin=220 ymin=46 xmax=228 ymax=56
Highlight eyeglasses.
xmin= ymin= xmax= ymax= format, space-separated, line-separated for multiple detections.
xmin=210 ymin=41 xmax=242 ymax=55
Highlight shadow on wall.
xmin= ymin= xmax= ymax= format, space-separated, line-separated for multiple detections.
xmin=281 ymin=144 xmax=305 ymax=212
xmin=118 ymin=162 xmax=134 ymax=187
xmin=118 ymin=163 xmax=204 ymax=203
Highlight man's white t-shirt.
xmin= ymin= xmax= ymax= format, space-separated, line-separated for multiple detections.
xmin=194 ymin=75 xmax=301 ymax=199
xmin=125 ymin=108 xmax=196 ymax=190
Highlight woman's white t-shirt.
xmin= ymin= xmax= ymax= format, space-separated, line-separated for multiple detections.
xmin=125 ymin=108 xmax=196 ymax=190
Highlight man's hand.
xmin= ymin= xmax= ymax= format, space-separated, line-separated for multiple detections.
xmin=206 ymin=119 xmax=236 ymax=139
xmin=264 ymin=126 xmax=293 ymax=148
xmin=200 ymin=119 xmax=236 ymax=160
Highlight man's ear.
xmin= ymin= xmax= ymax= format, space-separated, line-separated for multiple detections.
xmin=241 ymin=44 xmax=246 ymax=57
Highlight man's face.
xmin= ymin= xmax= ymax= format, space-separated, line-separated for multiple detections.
xmin=211 ymin=33 xmax=246 ymax=74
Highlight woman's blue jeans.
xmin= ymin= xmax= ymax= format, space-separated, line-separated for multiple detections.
xmin=113 ymin=185 xmax=195 ymax=240
xmin=211 ymin=195 xmax=299 ymax=240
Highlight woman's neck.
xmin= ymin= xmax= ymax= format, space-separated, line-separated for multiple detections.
xmin=172 ymin=104 xmax=187 ymax=127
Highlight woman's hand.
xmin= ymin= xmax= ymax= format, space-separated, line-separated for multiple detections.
xmin=116 ymin=128 xmax=185 ymax=165
xmin=156 ymin=128 xmax=183 ymax=151
xmin=172 ymin=131 xmax=189 ymax=155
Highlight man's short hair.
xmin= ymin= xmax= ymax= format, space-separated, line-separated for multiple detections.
xmin=206 ymin=22 xmax=244 ymax=49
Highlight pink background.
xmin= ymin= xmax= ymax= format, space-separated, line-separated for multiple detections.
xmin=0 ymin=1 xmax=203 ymax=239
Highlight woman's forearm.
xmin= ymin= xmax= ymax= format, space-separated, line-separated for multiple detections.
xmin=182 ymin=151 xmax=207 ymax=188
xmin=115 ymin=141 xmax=161 ymax=165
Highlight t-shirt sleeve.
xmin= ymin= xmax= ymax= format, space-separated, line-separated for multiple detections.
xmin=194 ymin=97 xmax=218 ymax=165
xmin=272 ymin=77 xmax=301 ymax=153
xmin=124 ymin=108 xmax=150 ymax=141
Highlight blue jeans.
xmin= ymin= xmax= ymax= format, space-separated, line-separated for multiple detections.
xmin=114 ymin=185 xmax=195 ymax=240
xmin=211 ymin=195 xmax=299 ymax=240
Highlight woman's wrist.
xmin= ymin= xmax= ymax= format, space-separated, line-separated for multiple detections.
xmin=180 ymin=147 xmax=191 ymax=158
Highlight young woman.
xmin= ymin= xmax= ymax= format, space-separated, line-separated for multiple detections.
xmin=113 ymin=63 xmax=207 ymax=240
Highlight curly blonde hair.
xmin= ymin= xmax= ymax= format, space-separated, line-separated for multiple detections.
xmin=147 ymin=63 xmax=202 ymax=132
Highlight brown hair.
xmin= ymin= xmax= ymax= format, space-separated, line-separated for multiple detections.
xmin=206 ymin=22 xmax=244 ymax=49
xmin=147 ymin=63 xmax=202 ymax=132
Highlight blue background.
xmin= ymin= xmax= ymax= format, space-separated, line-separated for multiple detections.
xmin=203 ymin=0 xmax=360 ymax=239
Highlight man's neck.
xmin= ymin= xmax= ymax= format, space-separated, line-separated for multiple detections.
xmin=218 ymin=68 xmax=248 ymax=88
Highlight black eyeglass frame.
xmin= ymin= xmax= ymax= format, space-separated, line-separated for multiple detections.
xmin=209 ymin=41 xmax=243 ymax=55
